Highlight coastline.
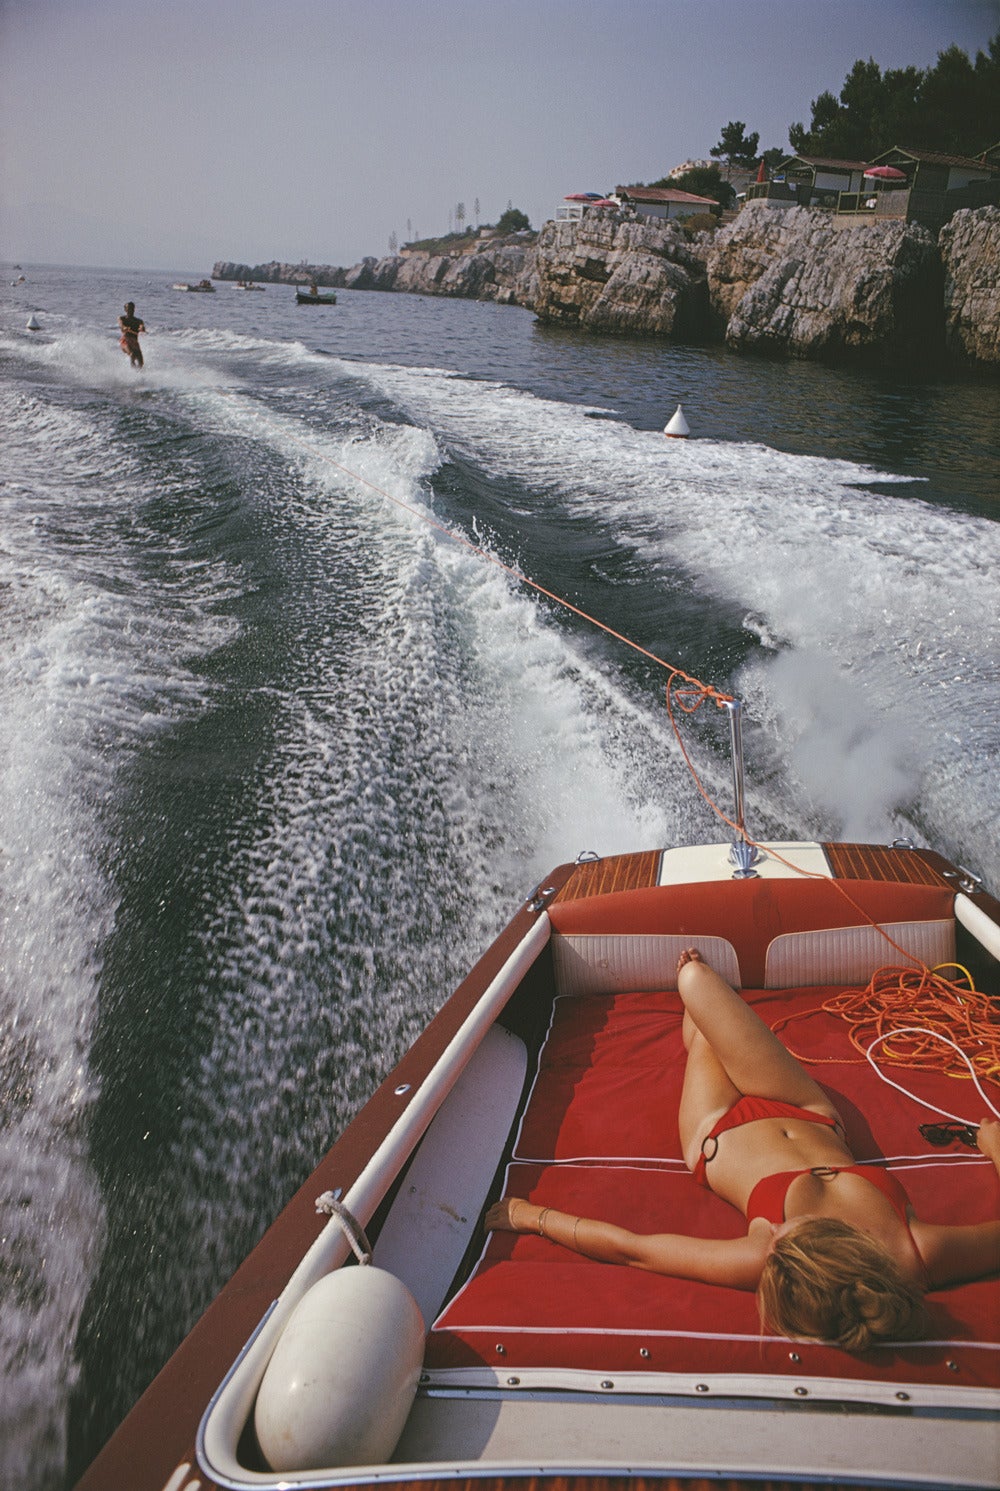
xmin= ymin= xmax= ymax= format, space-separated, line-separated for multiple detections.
xmin=213 ymin=202 xmax=1000 ymax=376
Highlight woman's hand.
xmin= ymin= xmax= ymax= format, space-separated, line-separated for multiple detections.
xmin=976 ymin=1114 xmax=1000 ymax=1168
xmin=485 ymin=1197 xmax=532 ymax=1233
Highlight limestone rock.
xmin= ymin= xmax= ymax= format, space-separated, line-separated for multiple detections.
xmin=706 ymin=202 xmax=942 ymax=366
xmin=939 ymin=206 xmax=1000 ymax=368
xmin=338 ymin=235 xmax=535 ymax=302
xmin=213 ymin=203 xmax=999 ymax=373
xmin=531 ymin=213 xmax=707 ymax=336
xmin=213 ymin=260 xmax=345 ymax=287
xmin=342 ymin=257 xmax=386 ymax=290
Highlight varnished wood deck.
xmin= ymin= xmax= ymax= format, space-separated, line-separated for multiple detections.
xmin=824 ymin=842 xmax=952 ymax=886
xmin=552 ymin=851 xmax=662 ymax=902
xmin=554 ymin=844 xmax=959 ymax=903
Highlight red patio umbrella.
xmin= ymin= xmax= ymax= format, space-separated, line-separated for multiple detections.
xmin=755 ymin=158 xmax=767 ymax=183
xmin=863 ymin=165 xmax=907 ymax=180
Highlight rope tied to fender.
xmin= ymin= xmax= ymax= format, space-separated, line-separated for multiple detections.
xmin=315 ymin=1192 xmax=373 ymax=1264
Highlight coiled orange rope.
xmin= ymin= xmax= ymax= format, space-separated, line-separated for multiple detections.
xmin=774 ymin=962 xmax=1000 ymax=1090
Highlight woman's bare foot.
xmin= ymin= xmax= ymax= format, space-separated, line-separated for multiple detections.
xmin=677 ymin=946 xmax=703 ymax=973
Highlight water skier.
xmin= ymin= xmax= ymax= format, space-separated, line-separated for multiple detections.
xmin=118 ymin=302 xmax=146 ymax=368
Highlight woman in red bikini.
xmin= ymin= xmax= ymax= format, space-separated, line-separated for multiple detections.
xmin=487 ymin=948 xmax=1000 ymax=1352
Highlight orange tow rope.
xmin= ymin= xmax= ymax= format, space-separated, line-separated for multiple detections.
xmin=276 ymin=419 xmax=738 ymax=817
xmin=256 ymin=413 xmax=985 ymax=1025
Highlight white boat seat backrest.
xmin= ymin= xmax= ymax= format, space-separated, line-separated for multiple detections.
xmin=551 ymin=932 xmax=741 ymax=997
xmin=763 ymin=918 xmax=955 ymax=989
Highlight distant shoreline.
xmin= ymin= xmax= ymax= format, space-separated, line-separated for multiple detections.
xmin=212 ymin=202 xmax=1000 ymax=376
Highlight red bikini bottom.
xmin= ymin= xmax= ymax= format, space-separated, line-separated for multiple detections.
xmin=691 ymin=1095 xmax=839 ymax=1187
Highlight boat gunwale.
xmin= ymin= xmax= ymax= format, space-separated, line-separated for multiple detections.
xmin=198 ymin=915 xmax=556 ymax=1485
xmin=73 ymin=861 xmax=578 ymax=1491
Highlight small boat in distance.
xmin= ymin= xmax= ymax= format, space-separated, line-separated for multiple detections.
xmin=296 ymin=283 xmax=337 ymax=305
xmin=172 ymin=278 xmax=216 ymax=292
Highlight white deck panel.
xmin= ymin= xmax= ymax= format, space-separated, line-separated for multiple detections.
xmin=658 ymin=841 xmax=831 ymax=883
xmin=374 ymin=1025 xmax=527 ymax=1326
xmin=394 ymin=1392 xmax=1000 ymax=1486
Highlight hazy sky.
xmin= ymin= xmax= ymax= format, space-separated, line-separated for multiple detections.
xmin=2 ymin=0 xmax=997 ymax=272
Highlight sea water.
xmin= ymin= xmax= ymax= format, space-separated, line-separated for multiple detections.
xmin=1 ymin=263 xmax=998 ymax=1489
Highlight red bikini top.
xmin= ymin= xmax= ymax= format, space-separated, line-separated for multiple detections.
xmin=746 ymin=1163 xmax=911 ymax=1226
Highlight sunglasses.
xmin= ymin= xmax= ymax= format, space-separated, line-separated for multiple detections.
xmin=918 ymin=1122 xmax=979 ymax=1148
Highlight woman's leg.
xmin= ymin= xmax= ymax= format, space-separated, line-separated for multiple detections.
xmin=676 ymin=948 xmax=833 ymax=1112
xmin=677 ymin=1014 xmax=741 ymax=1171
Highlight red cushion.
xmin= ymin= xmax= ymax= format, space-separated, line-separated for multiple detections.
xmin=430 ymin=984 xmax=999 ymax=1391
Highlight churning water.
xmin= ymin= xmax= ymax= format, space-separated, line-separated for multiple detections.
xmin=2 ymin=263 xmax=998 ymax=1487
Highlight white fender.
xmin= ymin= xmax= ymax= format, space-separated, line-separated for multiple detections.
xmin=664 ymin=403 xmax=689 ymax=438
xmin=254 ymin=1265 xmax=424 ymax=1472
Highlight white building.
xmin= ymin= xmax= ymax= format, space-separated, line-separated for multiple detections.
xmin=613 ymin=185 xmax=720 ymax=221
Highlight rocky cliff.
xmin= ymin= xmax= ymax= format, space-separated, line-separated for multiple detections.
xmin=938 ymin=206 xmax=1000 ymax=368
xmin=529 ymin=214 xmax=708 ymax=338
xmin=705 ymin=202 xmax=943 ymax=367
xmin=342 ymin=235 xmax=536 ymax=302
xmin=212 ymin=261 xmax=346 ymax=286
xmin=213 ymin=233 xmax=535 ymax=302
xmin=213 ymin=203 xmax=1000 ymax=373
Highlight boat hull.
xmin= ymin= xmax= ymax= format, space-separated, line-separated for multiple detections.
xmin=72 ymin=842 xmax=1000 ymax=1491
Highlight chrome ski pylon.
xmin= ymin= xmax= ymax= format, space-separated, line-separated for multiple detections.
xmin=724 ymin=698 xmax=761 ymax=878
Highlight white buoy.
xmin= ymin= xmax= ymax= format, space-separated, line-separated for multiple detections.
xmin=26 ymin=313 xmax=41 ymax=331
xmin=664 ymin=403 xmax=689 ymax=438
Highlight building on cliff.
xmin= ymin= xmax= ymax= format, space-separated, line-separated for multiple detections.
xmin=612 ymin=185 xmax=721 ymax=221
xmin=746 ymin=146 xmax=1000 ymax=232
xmin=555 ymin=193 xmax=617 ymax=222
xmin=746 ymin=156 xmax=868 ymax=210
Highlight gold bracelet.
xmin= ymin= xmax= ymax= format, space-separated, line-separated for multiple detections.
xmin=537 ymin=1207 xmax=550 ymax=1237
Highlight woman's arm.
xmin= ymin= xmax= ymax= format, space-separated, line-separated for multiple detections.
xmin=977 ymin=1114 xmax=1000 ymax=1173
xmin=485 ymin=1197 xmax=766 ymax=1290
xmin=913 ymin=1116 xmax=1000 ymax=1289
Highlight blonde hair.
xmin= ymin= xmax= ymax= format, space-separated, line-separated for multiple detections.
xmin=757 ymin=1217 xmax=929 ymax=1354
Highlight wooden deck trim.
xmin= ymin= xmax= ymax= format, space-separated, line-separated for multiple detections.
xmin=823 ymin=842 xmax=953 ymax=886
xmin=552 ymin=851 xmax=662 ymax=902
